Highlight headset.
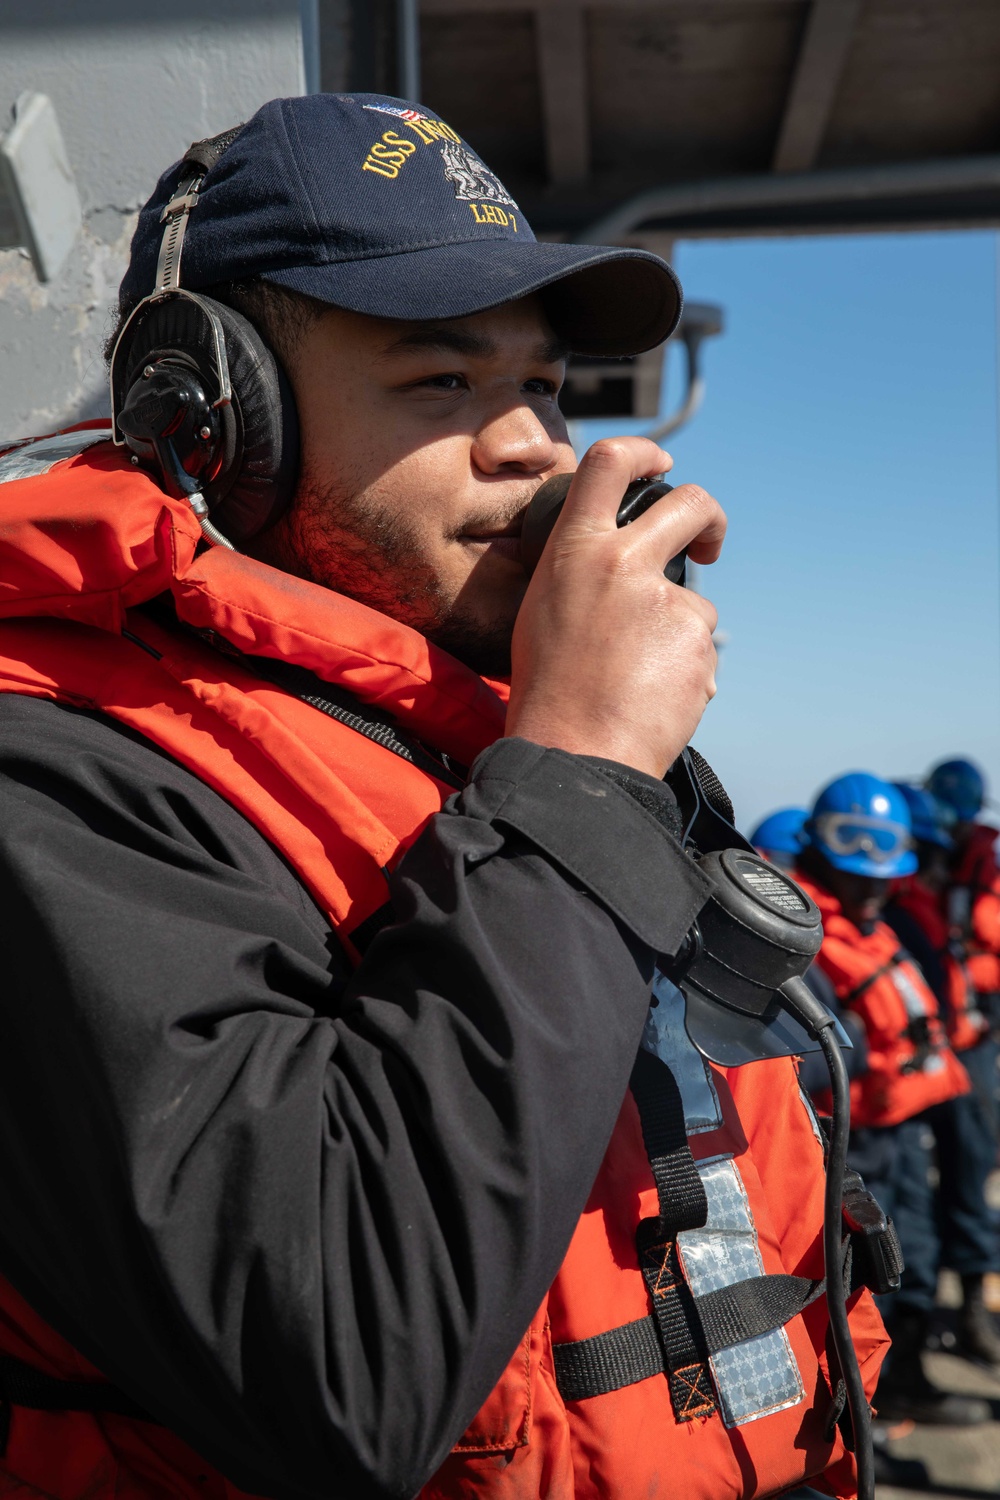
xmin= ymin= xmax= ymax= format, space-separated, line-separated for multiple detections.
xmin=109 ymin=127 xmax=298 ymax=549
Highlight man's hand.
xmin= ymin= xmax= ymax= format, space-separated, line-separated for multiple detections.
xmin=506 ymin=437 xmax=726 ymax=780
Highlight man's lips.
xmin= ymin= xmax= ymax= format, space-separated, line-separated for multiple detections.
xmin=459 ymin=511 xmax=526 ymax=561
xmin=461 ymin=515 xmax=524 ymax=541
xmin=460 ymin=531 xmax=523 ymax=563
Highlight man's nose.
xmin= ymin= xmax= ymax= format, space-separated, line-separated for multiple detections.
xmin=471 ymin=400 xmax=560 ymax=476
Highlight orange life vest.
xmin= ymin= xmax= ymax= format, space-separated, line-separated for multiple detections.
xmin=891 ymin=875 xmax=987 ymax=1053
xmin=948 ymin=825 xmax=1000 ymax=996
xmin=0 ymin=429 xmax=887 ymax=1500
xmin=795 ymin=872 xmax=970 ymax=1127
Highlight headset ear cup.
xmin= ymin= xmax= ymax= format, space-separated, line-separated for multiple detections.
xmin=203 ymin=300 xmax=299 ymax=544
xmin=114 ymin=292 xmax=299 ymax=544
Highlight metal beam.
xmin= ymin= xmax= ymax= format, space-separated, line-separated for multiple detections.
xmin=397 ymin=0 xmax=421 ymax=100
xmin=422 ymin=0 xmax=799 ymax=12
xmin=772 ymin=0 xmax=862 ymax=174
xmin=535 ymin=2 xmax=589 ymax=184
xmin=576 ymin=155 xmax=1000 ymax=243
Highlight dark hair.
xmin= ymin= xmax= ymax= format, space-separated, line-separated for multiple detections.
xmin=103 ymin=278 xmax=327 ymax=369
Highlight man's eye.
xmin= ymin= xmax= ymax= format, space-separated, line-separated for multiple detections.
xmin=418 ymin=373 xmax=467 ymax=391
xmin=524 ymin=378 xmax=558 ymax=396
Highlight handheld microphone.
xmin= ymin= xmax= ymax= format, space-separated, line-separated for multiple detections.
xmin=520 ymin=473 xmax=686 ymax=583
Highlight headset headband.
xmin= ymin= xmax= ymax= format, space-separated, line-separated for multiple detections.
xmin=111 ymin=126 xmax=246 ymax=442
xmin=154 ymin=127 xmax=245 ymax=293
xmin=109 ymin=127 xmax=266 ymax=552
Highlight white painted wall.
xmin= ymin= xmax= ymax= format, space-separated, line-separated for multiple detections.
xmin=0 ymin=1 xmax=315 ymax=440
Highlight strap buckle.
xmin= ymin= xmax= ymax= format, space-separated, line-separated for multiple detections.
xmin=159 ymin=188 xmax=200 ymax=223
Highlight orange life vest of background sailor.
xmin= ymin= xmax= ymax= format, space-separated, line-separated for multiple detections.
xmin=793 ymin=866 xmax=969 ymax=1129
xmin=890 ymin=872 xmax=987 ymax=1055
xmin=950 ymin=824 xmax=1000 ymax=996
xmin=0 ymin=430 xmax=886 ymax=1500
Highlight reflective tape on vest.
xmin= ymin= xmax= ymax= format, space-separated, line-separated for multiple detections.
xmin=891 ymin=965 xmax=946 ymax=1074
xmin=890 ymin=963 xmax=933 ymax=1021
xmin=679 ymin=1157 xmax=805 ymax=1427
xmin=0 ymin=426 xmax=113 ymax=484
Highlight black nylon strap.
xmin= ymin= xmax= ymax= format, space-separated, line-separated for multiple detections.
xmin=629 ymin=1049 xmax=708 ymax=1234
xmin=696 ymin=1272 xmax=824 ymax=1351
xmin=552 ymin=1274 xmax=824 ymax=1403
xmin=628 ymin=1049 xmax=715 ymax=1421
xmin=554 ymin=1316 xmax=662 ymax=1401
xmin=666 ymin=747 xmax=750 ymax=858
xmin=0 ymin=1354 xmax=153 ymax=1420
xmin=635 ymin=1223 xmax=716 ymax=1420
xmin=685 ymin=745 xmax=735 ymax=827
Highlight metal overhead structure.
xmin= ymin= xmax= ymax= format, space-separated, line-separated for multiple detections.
xmin=322 ymin=0 xmax=1000 ymax=245
xmin=318 ymin=0 xmax=1000 ymax=428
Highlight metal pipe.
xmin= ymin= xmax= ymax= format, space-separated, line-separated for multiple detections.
xmin=397 ymin=0 xmax=421 ymax=103
xmin=299 ymin=0 xmax=321 ymax=95
xmin=645 ymin=302 xmax=723 ymax=442
xmin=645 ymin=353 xmax=705 ymax=442
xmin=575 ymin=155 xmax=1000 ymax=244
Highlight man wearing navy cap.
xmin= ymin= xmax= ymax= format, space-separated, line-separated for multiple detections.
xmin=0 ymin=95 xmax=883 ymax=1500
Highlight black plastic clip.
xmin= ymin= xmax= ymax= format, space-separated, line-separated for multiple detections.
xmin=841 ymin=1168 xmax=904 ymax=1295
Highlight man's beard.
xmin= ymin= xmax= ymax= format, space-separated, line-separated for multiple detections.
xmin=251 ymin=469 xmax=527 ymax=677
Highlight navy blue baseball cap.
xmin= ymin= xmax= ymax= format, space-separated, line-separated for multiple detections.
xmin=120 ymin=93 xmax=682 ymax=357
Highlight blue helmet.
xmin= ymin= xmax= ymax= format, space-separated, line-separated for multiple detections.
xmin=749 ymin=807 xmax=807 ymax=862
xmin=927 ymin=758 xmax=985 ymax=822
xmin=892 ymin=782 xmax=954 ymax=849
xmin=804 ymin=772 xmax=917 ymax=878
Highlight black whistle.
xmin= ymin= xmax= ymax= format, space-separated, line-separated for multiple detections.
xmin=520 ymin=474 xmax=687 ymax=585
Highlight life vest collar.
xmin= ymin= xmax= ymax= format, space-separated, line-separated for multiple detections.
xmin=0 ymin=434 xmax=507 ymax=767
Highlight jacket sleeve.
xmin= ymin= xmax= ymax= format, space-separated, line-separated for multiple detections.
xmin=0 ymin=696 xmax=708 ymax=1500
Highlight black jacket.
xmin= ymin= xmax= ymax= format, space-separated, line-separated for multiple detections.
xmin=0 ymin=691 xmax=708 ymax=1500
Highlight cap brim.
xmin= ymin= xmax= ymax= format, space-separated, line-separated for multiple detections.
xmin=681 ymin=981 xmax=855 ymax=1068
xmin=261 ymin=240 xmax=681 ymax=357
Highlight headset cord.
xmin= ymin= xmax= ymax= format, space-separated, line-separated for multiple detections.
xmin=780 ymin=976 xmax=874 ymax=1500
xmin=186 ymin=490 xmax=237 ymax=551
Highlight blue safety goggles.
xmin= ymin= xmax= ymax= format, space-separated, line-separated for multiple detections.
xmin=812 ymin=812 xmax=912 ymax=865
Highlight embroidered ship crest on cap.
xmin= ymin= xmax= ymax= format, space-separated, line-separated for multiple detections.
xmin=440 ymin=140 xmax=517 ymax=208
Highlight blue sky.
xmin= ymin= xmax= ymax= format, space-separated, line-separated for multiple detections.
xmin=577 ymin=230 xmax=1000 ymax=835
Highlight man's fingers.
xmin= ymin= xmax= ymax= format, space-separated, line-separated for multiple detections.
xmin=682 ymin=589 xmax=719 ymax=636
xmin=627 ymin=482 xmax=727 ymax=567
xmin=558 ymin=438 xmax=674 ymax=532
